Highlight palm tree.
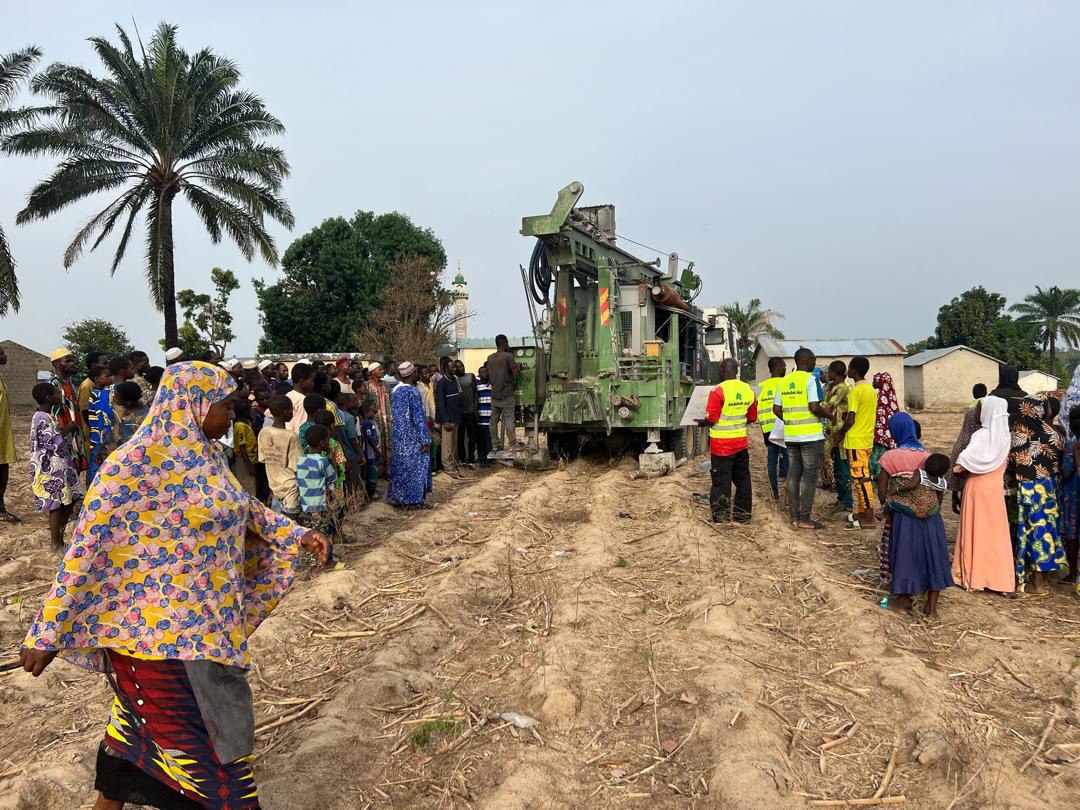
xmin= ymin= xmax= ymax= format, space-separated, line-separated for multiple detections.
xmin=0 ymin=45 xmax=43 ymax=316
xmin=1009 ymin=285 xmax=1080 ymax=378
xmin=3 ymin=23 xmax=293 ymax=345
xmin=721 ymin=298 xmax=785 ymax=380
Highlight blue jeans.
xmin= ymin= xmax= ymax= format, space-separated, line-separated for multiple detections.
xmin=766 ymin=440 xmax=789 ymax=498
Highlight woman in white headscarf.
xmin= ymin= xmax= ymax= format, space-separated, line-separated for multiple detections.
xmin=952 ymin=395 xmax=1014 ymax=592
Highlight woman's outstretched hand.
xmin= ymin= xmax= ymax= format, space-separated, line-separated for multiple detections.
xmin=19 ymin=648 xmax=58 ymax=677
xmin=300 ymin=531 xmax=330 ymax=567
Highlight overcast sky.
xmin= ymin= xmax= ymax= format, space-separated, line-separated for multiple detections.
xmin=3 ymin=1 xmax=1079 ymax=359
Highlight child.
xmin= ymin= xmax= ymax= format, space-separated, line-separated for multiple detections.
xmin=85 ymin=364 xmax=113 ymax=485
xmin=251 ymin=385 xmax=272 ymax=502
xmin=258 ymin=396 xmax=301 ymax=517
xmin=252 ymin=385 xmax=271 ymax=433
xmin=886 ymin=453 xmax=950 ymax=519
xmin=112 ymin=381 xmax=149 ymax=445
xmin=336 ymin=391 xmax=363 ymax=498
xmin=361 ymin=399 xmax=382 ymax=499
xmin=476 ymin=365 xmax=493 ymax=466
xmin=30 ymin=382 xmax=84 ymax=548
xmin=297 ymin=424 xmax=337 ymax=562
xmin=306 ymin=410 xmax=346 ymax=515
xmin=883 ymin=453 xmax=953 ymax=618
xmin=231 ymin=398 xmax=259 ymax=494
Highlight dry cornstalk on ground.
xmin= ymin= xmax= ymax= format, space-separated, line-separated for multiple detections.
xmin=0 ymin=411 xmax=1078 ymax=808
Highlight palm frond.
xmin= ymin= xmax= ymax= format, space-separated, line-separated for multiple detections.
xmin=0 ymin=223 xmax=19 ymax=315
xmin=0 ymin=46 xmax=42 ymax=105
xmin=16 ymin=157 xmax=142 ymax=223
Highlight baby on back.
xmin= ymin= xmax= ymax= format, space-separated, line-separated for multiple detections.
xmin=886 ymin=453 xmax=950 ymax=519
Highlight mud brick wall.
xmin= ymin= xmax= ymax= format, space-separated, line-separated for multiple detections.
xmin=1 ymin=340 xmax=54 ymax=407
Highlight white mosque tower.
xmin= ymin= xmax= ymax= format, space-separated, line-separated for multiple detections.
xmin=451 ymin=262 xmax=468 ymax=342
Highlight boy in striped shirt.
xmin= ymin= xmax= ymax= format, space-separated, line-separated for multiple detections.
xmin=476 ymin=365 xmax=493 ymax=466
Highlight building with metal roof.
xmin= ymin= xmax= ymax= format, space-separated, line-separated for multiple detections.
xmin=903 ymin=345 xmax=1001 ymax=409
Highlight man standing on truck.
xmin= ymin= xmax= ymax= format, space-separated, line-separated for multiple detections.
xmin=700 ymin=358 xmax=757 ymax=524
xmin=486 ymin=335 xmax=520 ymax=451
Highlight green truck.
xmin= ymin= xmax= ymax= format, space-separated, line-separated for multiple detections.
xmin=512 ymin=181 xmax=711 ymax=467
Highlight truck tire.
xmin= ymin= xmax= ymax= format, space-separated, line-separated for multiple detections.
xmin=661 ymin=429 xmax=688 ymax=461
xmin=685 ymin=425 xmax=704 ymax=459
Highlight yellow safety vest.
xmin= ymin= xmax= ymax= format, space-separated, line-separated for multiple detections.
xmin=778 ymin=369 xmax=822 ymax=440
xmin=709 ymin=379 xmax=755 ymax=442
xmin=757 ymin=378 xmax=780 ymax=434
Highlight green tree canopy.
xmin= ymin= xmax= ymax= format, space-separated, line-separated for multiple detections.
xmin=917 ymin=286 xmax=1041 ymax=369
xmin=62 ymin=318 xmax=134 ymax=374
xmin=254 ymin=211 xmax=446 ymax=353
xmin=3 ymin=23 xmax=292 ymax=344
xmin=177 ymin=267 xmax=239 ymax=358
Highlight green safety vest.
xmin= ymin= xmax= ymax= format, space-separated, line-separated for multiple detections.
xmin=757 ymin=378 xmax=780 ymax=434
xmin=778 ymin=369 xmax=821 ymax=439
xmin=709 ymin=379 xmax=755 ymax=442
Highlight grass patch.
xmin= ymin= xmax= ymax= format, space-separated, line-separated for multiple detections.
xmin=615 ymin=556 xmax=628 ymax=568
xmin=410 ymin=718 xmax=463 ymax=748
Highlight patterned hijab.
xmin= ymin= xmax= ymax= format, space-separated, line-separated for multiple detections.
xmin=872 ymin=372 xmax=899 ymax=448
xmin=1010 ymin=393 xmax=1064 ymax=481
xmin=24 ymin=362 xmax=304 ymax=672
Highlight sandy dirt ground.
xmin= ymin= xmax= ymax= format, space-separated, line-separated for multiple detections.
xmin=1 ymin=410 xmax=1079 ymax=809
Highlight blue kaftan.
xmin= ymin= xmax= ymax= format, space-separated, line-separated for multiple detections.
xmin=387 ymin=383 xmax=432 ymax=505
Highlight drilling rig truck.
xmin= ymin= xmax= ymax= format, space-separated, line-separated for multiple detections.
xmin=510 ymin=181 xmax=712 ymax=469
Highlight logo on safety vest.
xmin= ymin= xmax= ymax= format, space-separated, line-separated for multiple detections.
xmin=735 ymin=392 xmax=743 ymax=401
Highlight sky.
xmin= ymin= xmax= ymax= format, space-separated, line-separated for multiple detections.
xmin=3 ymin=1 xmax=1080 ymax=358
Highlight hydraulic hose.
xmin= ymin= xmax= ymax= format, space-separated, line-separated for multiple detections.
xmin=528 ymin=238 xmax=553 ymax=306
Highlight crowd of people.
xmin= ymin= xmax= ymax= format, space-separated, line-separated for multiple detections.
xmin=12 ymin=336 xmax=524 ymax=556
xmin=705 ymin=350 xmax=1080 ymax=618
xmin=10 ymin=335 xmax=524 ymax=809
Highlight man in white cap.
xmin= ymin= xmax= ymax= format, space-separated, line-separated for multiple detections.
xmin=258 ymin=359 xmax=277 ymax=392
xmin=164 ymin=347 xmax=184 ymax=364
xmin=48 ymin=348 xmax=88 ymax=476
xmin=383 ymin=361 xmax=433 ymax=507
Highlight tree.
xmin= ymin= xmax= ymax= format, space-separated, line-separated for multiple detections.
xmin=354 ymin=256 xmax=466 ymax=362
xmin=721 ymin=298 xmax=785 ymax=380
xmin=1008 ymin=285 xmax=1080 ymax=377
xmin=62 ymin=318 xmax=134 ymax=373
xmin=3 ymin=23 xmax=293 ymax=345
xmin=176 ymin=267 xmax=239 ymax=358
xmin=0 ymin=45 xmax=43 ymax=315
xmin=255 ymin=211 xmax=447 ymax=353
xmin=930 ymin=286 xmax=1041 ymax=369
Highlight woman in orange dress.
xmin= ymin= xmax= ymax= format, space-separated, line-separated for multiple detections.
xmin=952 ymin=395 xmax=1014 ymax=592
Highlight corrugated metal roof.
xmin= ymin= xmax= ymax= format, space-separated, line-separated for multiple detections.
xmin=904 ymin=345 xmax=1001 ymax=367
xmin=755 ymin=337 xmax=907 ymax=358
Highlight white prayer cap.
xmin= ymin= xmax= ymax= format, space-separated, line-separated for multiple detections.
xmin=257 ymin=359 xmax=273 ymax=371
xmin=397 ymin=361 xmax=415 ymax=377
xmin=242 ymin=360 xmax=257 ymax=370
xmin=165 ymin=347 xmax=183 ymax=362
